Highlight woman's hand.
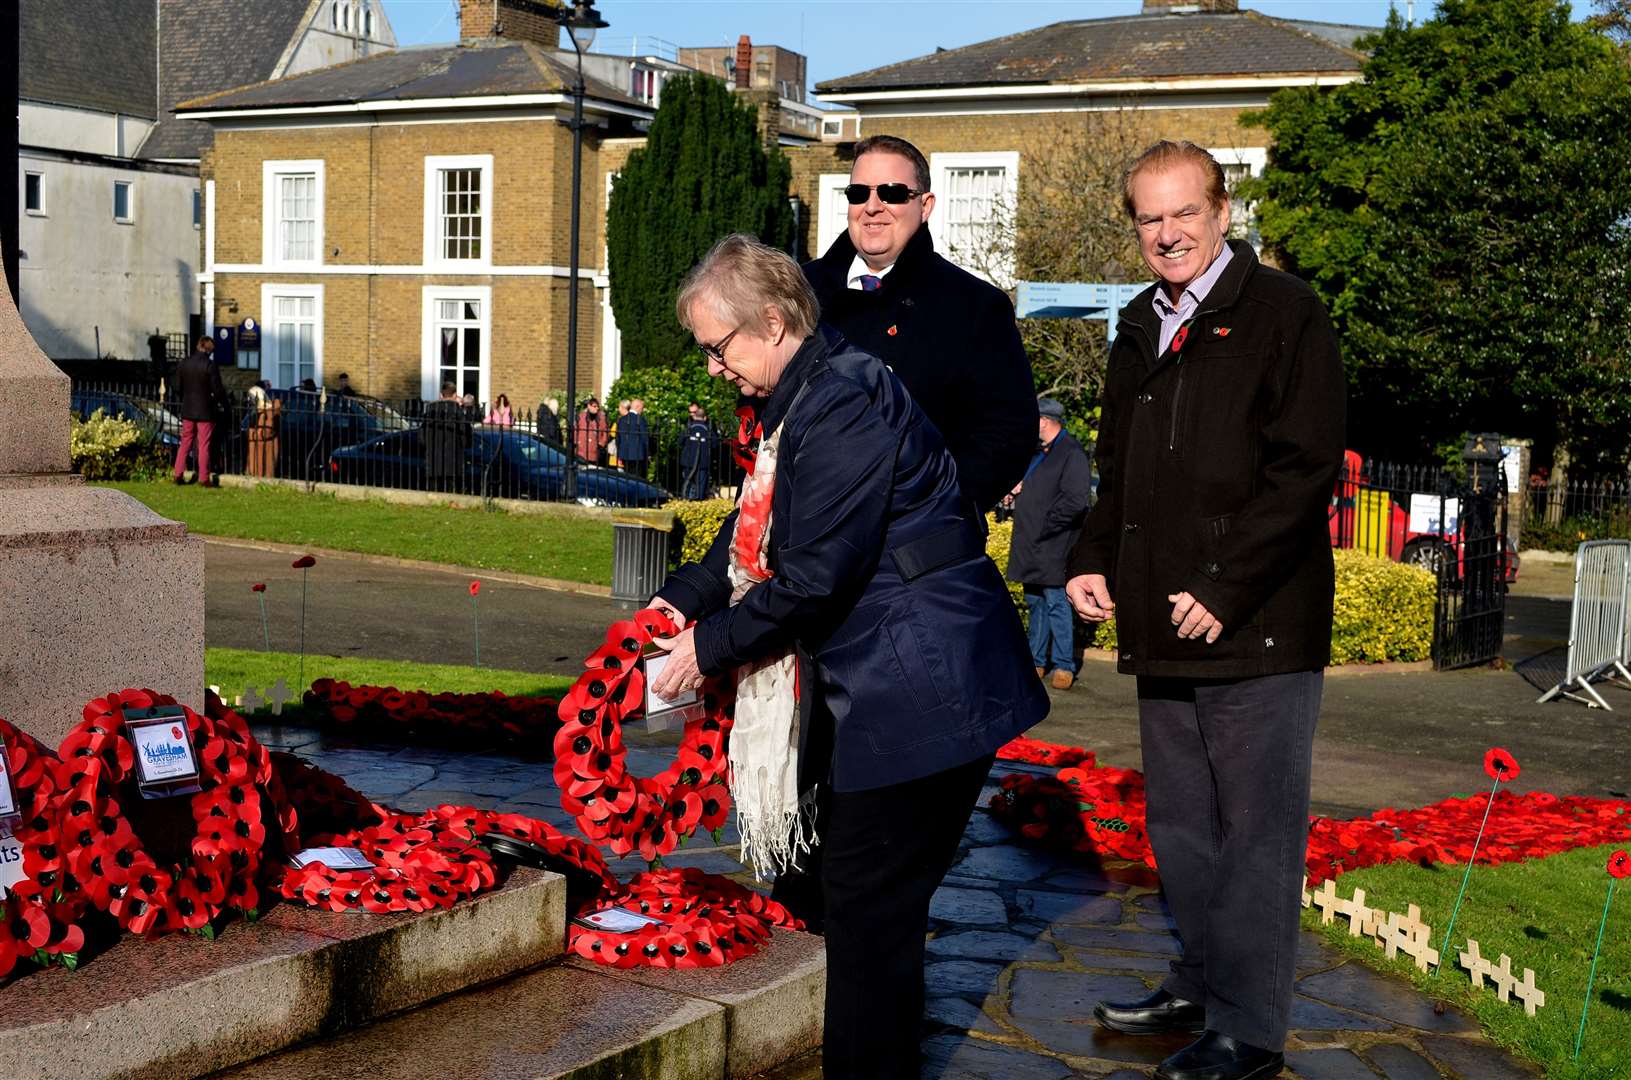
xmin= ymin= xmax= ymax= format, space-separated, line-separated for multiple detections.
xmin=649 ymin=594 xmax=689 ymax=631
xmin=648 ymin=625 xmax=704 ymax=701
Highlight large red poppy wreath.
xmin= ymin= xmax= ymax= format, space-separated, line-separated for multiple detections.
xmin=0 ymin=719 xmax=87 ymax=977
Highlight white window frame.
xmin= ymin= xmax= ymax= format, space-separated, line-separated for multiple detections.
xmin=821 ymin=118 xmax=842 ymax=137
xmin=928 ymin=150 xmax=1019 ymax=284
xmin=814 ymin=172 xmax=851 ymax=261
xmin=420 ymin=285 xmax=492 ymax=403
xmin=262 ymin=159 xmax=325 ymax=268
xmin=423 ymin=154 xmax=494 ymax=270
xmin=260 ymin=283 xmax=324 ymax=391
xmin=112 ymin=179 xmax=135 ymax=224
xmin=24 ymin=170 xmax=44 ymax=216
xmin=1207 ymin=146 xmax=1268 ymax=248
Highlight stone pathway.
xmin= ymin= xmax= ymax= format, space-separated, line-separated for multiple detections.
xmin=253 ymin=724 xmax=1538 ymax=1079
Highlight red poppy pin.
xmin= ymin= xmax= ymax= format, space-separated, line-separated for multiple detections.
xmin=292 ymin=555 xmax=316 ymax=569
xmin=887 ymin=325 xmax=898 ymax=337
xmin=469 ymin=581 xmax=481 ymax=597
xmin=1212 ymin=326 xmax=1231 ymax=337
xmin=251 ymin=583 xmax=266 ymax=592
xmin=1170 ymin=325 xmax=1190 ymax=353
xmin=1610 ymin=850 xmax=1630 ymax=879
xmin=1483 ymin=747 xmax=1520 ymax=782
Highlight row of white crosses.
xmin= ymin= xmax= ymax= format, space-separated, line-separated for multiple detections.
xmin=213 ymin=678 xmax=294 ymax=717
xmin=1304 ymin=877 xmax=1545 ymax=1017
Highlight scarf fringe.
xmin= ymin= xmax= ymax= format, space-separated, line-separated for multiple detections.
xmin=735 ymin=777 xmax=820 ymax=882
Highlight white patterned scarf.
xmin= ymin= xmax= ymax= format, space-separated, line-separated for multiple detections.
xmin=726 ymin=412 xmax=817 ymax=882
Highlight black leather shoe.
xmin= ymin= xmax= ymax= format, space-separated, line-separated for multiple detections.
xmin=1155 ymin=1030 xmax=1284 ymax=1080
xmin=1093 ymin=988 xmax=1206 ymax=1035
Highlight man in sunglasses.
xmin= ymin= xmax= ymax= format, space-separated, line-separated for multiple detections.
xmin=802 ymin=134 xmax=1037 ymax=519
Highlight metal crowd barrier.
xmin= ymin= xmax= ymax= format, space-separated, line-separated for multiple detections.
xmin=1537 ymin=540 xmax=1631 ymax=709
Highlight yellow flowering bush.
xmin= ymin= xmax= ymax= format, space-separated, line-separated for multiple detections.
xmin=664 ymin=498 xmax=736 ymax=566
xmin=70 ymin=410 xmax=169 ymax=481
xmin=1329 ymin=548 xmax=1435 ymax=664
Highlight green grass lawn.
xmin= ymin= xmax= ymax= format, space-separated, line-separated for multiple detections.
xmin=206 ymin=646 xmax=574 ymax=705
xmin=103 ymin=480 xmax=614 ymax=585
xmin=1304 ymin=846 xmax=1631 ymax=1078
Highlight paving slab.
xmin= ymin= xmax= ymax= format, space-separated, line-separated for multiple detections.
xmin=924 ymin=930 xmax=1061 ymax=964
xmin=928 ymin=886 xmax=1008 ymax=925
xmin=219 ymin=963 xmax=728 ymax=1080
xmin=1298 ymin=965 xmax=1479 ymax=1034
xmin=922 ymin=994 xmax=1005 ymax=1035
xmin=924 ymin=959 xmax=1009 ymax=998
xmin=1007 ymin=969 xmax=1151 ymax=1022
xmin=1364 ymin=1042 xmax=1445 ymax=1080
xmin=567 ymin=928 xmax=825 ymax=1079
xmin=1015 ymin=889 xmax=1122 ymax=925
xmin=1286 ymin=1047 xmax=1383 ymax=1080
xmin=1418 ymin=1034 xmax=1543 ymax=1078
xmin=1288 ymin=994 xmax=1393 ymax=1033
xmin=1047 ymin=924 xmax=1182 ymax=955
xmin=918 ymin=1033 xmax=1075 ymax=1080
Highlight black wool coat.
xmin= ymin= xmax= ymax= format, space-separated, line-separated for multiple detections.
xmin=421 ymin=399 xmax=471 ymax=479
xmin=1068 ymin=241 xmax=1346 ymax=678
xmin=804 ymin=227 xmax=1037 ymax=514
xmin=1006 ymin=431 xmax=1094 ymax=588
xmin=175 ymin=349 xmax=226 ymax=422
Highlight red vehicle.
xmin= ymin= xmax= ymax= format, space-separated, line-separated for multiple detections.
xmin=1329 ymin=450 xmax=1519 ymax=583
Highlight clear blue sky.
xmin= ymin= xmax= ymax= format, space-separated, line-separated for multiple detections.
xmin=379 ymin=1 xmax=1441 ymax=87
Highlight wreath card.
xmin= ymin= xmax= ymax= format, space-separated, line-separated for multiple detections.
xmin=0 ymin=743 xmax=19 ymax=839
xmin=124 ymin=706 xmax=202 ymax=798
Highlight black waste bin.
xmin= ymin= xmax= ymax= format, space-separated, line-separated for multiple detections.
xmin=611 ymin=513 xmax=673 ymax=606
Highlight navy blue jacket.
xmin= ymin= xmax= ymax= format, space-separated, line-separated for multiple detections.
xmin=660 ymin=328 xmax=1047 ymax=792
xmin=618 ymin=410 xmax=650 ymax=461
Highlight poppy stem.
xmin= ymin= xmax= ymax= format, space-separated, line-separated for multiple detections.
xmin=472 ymin=593 xmax=481 ymax=669
xmin=258 ymin=593 xmax=271 ymax=653
xmin=1435 ymin=774 xmax=1500 ymax=977
xmin=1574 ymin=878 xmax=1616 ymax=1062
xmin=298 ymin=567 xmax=308 ymax=691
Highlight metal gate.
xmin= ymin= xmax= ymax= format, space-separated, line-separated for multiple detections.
xmin=1430 ymin=482 xmax=1510 ymax=670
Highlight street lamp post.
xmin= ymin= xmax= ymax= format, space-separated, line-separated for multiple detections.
xmin=557 ymin=1 xmax=607 ymax=502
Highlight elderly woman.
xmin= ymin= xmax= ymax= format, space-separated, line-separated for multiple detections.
xmin=649 ymin=234 xmax=1047 ymax=1077
xmin=244 ymin=383 xmax=282 ymax=478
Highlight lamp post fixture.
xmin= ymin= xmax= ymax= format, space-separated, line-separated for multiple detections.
xmin=557 ymin=0 xmax=607 ymax=501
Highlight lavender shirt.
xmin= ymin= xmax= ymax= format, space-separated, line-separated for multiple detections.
xmin=1153 ymin=243 xmax=1233 ymax=354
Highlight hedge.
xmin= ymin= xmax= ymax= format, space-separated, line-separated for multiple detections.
xmin=70 ymin=411 xmax=170 ymax=481
xmin=662 ymin=503 xmax=1433 ymax=666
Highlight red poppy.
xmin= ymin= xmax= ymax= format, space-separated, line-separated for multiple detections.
xmin=1610 ymin=850 xmax=1631 ymax=880
xmin=1171 ymin=324 xmax=1191 ymax=353
xmin=292 ymin=555 xmax=316 ymax=569
xmin=251 ymin=582 xmax=266 ymax=592
xmin=469 ymin=580 xmax=481 ymax=596
xmin=1483 ymin=747 xmax=1520 ymax=783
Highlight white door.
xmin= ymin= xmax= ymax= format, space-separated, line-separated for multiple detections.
xmin=270 ymin=294 xmax=318 ymax=389
xmin=433 ymin=297 xmax=484 ymax=402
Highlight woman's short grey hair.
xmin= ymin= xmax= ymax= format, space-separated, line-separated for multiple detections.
xmin=675 ymin=234 xmax=820 ymax=341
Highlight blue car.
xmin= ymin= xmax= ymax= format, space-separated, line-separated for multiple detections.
xmin=70 ymin=389 xmax=181 ymax=448
xmin=261 ymin=389 xmax=412 ymax=479
xmin=328 ymin=428 xmax=670 ymax=507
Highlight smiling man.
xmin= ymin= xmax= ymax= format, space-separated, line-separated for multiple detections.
xmin=802 ymin=135 xmax=1037 ymax=517
xmin=1065 ymin=141 xmax=1346 ymax=1080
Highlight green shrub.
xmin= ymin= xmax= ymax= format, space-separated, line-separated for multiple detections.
xmin=665 ymin=498 xmax=735 ymax=566
xmin=1330 ymin=548 xmax=1434 ymax=664
xmin=70 ymin=410 xmax=170 ymax=481
xmin=1520 ymin=510 xmax=1631 ymax=552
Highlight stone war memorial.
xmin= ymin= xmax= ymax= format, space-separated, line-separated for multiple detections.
xmin=0 ymin=288 xmax=825 ymax=1079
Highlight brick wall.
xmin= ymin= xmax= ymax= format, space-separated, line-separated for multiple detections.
xmin=458 ymin=0 xmax=565 ymax=45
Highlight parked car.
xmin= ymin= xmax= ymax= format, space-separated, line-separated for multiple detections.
xmin=1330 ymin=450 xmax=1519 ymax=583
xmin=327 ymin=428 xmax=670 ymax=507
xmin=263 ymin=388 xmax=406 ymax=480
xmin=70 ymin=389 xmax=181 ymax=448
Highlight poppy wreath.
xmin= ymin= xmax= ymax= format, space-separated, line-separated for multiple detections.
xmin=567 ymin=866 xmax=802 ymax=970
xmin=56 ymin=689 xmax=273 ymax=937
xmin=553 ymin=610 xmax=734 ymax=861
xmin=273 ymin=805 xmax=501 ymax=915
xmin=302 ymin=680 xmax=563 ymax=752
xmin=996 ymin=736 xmax=1096 ymax=768
xmin=0 ymin=719 xmax=88 ymax=978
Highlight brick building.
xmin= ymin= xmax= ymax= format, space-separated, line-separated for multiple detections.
xmin=797 ymin=0 xmax=1366 ymax=273
xmin=180 ymin=0 xmax=650 ymax=408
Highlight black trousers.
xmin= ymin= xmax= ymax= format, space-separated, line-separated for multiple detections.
xmin=1137 ymin=670 xmax=1322 ymax=1051
xmin=810 ymin=753 xmax=992 ymax=1079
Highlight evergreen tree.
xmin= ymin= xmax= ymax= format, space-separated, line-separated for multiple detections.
xmin=607 ymin=75 xmax=794 ymax=372
xmin=1246 ymin=0 xmax=1631 ymax=468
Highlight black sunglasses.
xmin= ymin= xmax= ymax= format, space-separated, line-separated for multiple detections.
xmin=844 ymin=182 xmax=926 ymax=206
xmin=698 ymin=326 xmax=742 ymax=363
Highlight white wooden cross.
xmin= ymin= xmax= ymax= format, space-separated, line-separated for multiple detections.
xmin=1512 ymin=966 xmax=1546 ymax=1017
xmin=1312 ymin=879 xmax=1344 ymax=925
xmin=266 ymin=677 xmax=293 ymax=717
xmin=1380 ymin=908 xmax=1440 ymax=972
xmin=1459 ymin=939 xmax=1492 ymax=988
xmin=1345 ymin=887 xmax=1379 ymax=939
xmin=1489 ymin=952 xmax=1519 ymax=1004
xmin=1301 ymin=876 xmax=1312 ymax=908
xmin=238 ymin=686 xmax=266 ymax=714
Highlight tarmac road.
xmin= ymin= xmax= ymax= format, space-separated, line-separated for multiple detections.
xmin=204 ymin=539 xmax=1628 ymax=816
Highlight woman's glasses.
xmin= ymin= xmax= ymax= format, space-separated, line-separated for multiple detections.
xmin=698 ymin=326 xmax=742 ymax=363
xmin=843 ymin=183 xmax=926 ymax=206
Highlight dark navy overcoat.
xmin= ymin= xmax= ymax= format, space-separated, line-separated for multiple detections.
xmin=660 ymin=327 xmax=1047 ymax=793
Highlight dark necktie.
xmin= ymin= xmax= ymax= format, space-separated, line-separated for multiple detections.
xmin=858 ymin=274 xmax=882 ymax=292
